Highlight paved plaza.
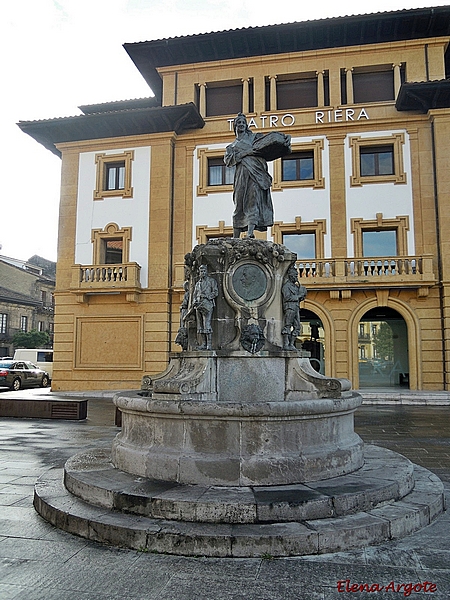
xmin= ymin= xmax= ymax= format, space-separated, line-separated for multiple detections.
xmin=0 ymin=390 xmax=449 ymax=599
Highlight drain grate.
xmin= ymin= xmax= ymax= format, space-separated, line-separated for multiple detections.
xmin=50 ymin=402 xmax=86 ymax=420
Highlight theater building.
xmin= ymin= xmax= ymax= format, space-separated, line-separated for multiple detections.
xmin=19 ymin=6 xmax=450 ymax=391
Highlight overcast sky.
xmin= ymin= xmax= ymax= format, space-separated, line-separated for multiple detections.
xmin=1 ymin=0 xmax=440 ymax=262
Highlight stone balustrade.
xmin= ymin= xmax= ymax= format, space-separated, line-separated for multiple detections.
xmin=70 ymin=263 xmax=142 ymax=302
xmin=295 ymin=254 xmax=435 ymax=289
xmin=72 ymin=262 xmax=141 ymax=288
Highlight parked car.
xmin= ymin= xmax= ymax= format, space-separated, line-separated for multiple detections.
xmin=0 ymin=360 xmax=50 ymax=391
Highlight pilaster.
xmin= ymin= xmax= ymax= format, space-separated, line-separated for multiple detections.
xmin=327 ymin=133 xmax=347 ymax=258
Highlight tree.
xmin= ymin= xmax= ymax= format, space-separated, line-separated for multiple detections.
xmin=373 ymin=322 xmax=393 ymax=361
xmin=12 ymin=329 xmax=50 ymax=349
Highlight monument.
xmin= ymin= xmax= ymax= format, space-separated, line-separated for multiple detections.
xmin=34 ymin=115 xmax=444 ymax=557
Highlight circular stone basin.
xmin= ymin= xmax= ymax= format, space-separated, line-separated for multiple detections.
xmin=112 ymin=392 xmax=364 ymax=486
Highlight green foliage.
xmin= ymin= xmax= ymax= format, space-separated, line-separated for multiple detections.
xmin=12 ymin=329 xmax=50 ymax=349
xmin=373 ymin=322 xmax=393 ymax=361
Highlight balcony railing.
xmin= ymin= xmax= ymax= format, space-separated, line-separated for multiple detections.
xmin=295 ymin=255 xmax=435 ymax=289
xmin=358 ymin=333 xmax=371 ymax=341
xmin=71 ymin=263 xmax=141 ymax=301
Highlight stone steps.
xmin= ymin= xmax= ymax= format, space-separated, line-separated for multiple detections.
xmin=33 ymin=445 xmax=445 ymax=557
xmin=63 ymin=445 xmax=414 ymax=523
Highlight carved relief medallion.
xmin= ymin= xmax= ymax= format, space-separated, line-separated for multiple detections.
xmin=232 ymin=263 xmax=267 ymax=302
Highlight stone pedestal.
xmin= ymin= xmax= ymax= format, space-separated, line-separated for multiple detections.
xmin=112 ymin=239 xmax=364 ymax=486
xmin=112 ymin=355 xmax=363 ymax=485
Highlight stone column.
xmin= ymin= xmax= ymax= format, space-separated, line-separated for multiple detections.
xmin=317 ymin=70 xmax=325 ymax=107
xmin=393 ymin=64 xmax=402 ymax=98
xmin=269 ymin=75 xmax=277 ymax=111
xmin=198 ymin=83 xmax=207 ymax=117
xmin=242 ymin=78 xmax=250 ymax=114
xmin=345 ymin=68 xmax=354 ymax=104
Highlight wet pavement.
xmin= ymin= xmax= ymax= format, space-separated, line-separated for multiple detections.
xmin=0 ymin=391 xmax=449 ymax=599
xmin=355 ymin=405 xmax=450 ymax=485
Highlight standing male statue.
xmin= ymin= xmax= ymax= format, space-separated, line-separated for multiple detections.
xmin=224 ymin=113 xmax=291 ymax=238
xmin=282 ymin=265 xmax=307 ymax=351
xmin=193 ymin=264 xmax=218 ymax=350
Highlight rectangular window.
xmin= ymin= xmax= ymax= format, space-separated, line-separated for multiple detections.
xmin=206 ymin=83 xmax=243 ymax=117
xmin=353 ymin=68 xmax=394 ymax=104
xmin=283 ymin=233 xmax=316 ymax=259
xmin=197 ymin=148 xmax=235 ymax=195
xmin=276 ymin=74 xmax=317 ymax=110
xmin=273 ymin=140 xmax=324 ymax=191
xmin=350 ymin=134 xmax=406 ymax=186
xmin=94 ymin=151 xmax=134 ymax=200
xmin=0 ymin=314 xmax=7 ymax=335
xmin=351 ymin=214 xmax=409 ymax=257
xmin=282 ymin=152 xmax=314 ymax=181
xmin=105 ymin=162 xmax=125 ymax=191
xmin=104 ymin=239 xmax=123 ymax=264
xmin=20 ymin=316 xmax=28 ymax=332
xmin=362 ymin=230 xmax=397 ymax=257
xmin=37 ymin=351 xmax=53 ymax=362
xmin=208 ymin=157 xmax=235 ymax=186
xmin=360 ymin=145 xmax=394 ymax=177
xmin=38 ymin=321 xmax=45 ymax=332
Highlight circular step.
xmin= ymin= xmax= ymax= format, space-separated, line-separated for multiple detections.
xmin=63 ymin=445 xmax=414 ymax=523
xmin=33 ymin=445 xmax=445 ymax=557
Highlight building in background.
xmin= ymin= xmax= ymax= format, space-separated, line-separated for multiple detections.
xmin=19 ymin=6 xmax=450 ymax=391
xmin=0 ymin=255 xmax=55 ymax=357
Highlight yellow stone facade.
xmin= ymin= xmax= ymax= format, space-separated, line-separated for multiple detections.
xmin=19 ymin=8 xmax=450 ymax=391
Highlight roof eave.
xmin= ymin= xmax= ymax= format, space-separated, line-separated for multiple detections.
xmin=18 ymin=103 xmax=205 ymax=157
xmin=396 ymin=79 xmax=450 ymax=112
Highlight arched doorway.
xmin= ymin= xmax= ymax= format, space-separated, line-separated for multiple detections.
xmin=299 ymin=309 xmax=325 ymax=374
xmin=358 ymin=307 xmax=409 ymax=388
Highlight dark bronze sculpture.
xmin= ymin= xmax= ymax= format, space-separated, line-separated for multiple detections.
xmin=193 ymin=264 xmax=218 ymax=350
xmin=240 ymin=323 xmax=265 ymax=354
xmin=224 ymin=113 xmax=291 ymax=238
xmin=281 ymin=264 xmax=307 ymax=350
